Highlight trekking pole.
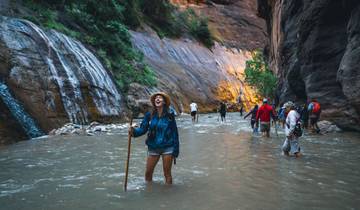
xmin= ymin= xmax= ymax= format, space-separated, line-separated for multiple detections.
xmin=196 ymin=112 xmax=199 ymax=123
xmin=124 ymin=117 xmax=133 ymax=191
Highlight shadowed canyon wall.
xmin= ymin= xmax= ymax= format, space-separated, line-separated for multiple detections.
xmin=258 ymin=0 xmax=360 ymax=131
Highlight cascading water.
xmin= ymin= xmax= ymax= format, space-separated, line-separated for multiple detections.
xmin=0 ymin=81 xmax=44 ymax=138
xmin=11 ymin=19 xmax=122 ymax=124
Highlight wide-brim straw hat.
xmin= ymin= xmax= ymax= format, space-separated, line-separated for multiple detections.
xmin=150 ymin=92 xmax=171 ymax=107
xmin=284 ymin=101 xmax=295 ymax=109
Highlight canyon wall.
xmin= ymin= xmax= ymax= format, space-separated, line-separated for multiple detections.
xmin=258 ymin=0 xmax=360 ymax=131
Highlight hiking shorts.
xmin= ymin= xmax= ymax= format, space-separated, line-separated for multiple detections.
xmin=148 ymin=147 xmax=174 ymax=156
xmin=260 ymin=122 xmax=270 ymax=132
xmin=191 ymin=111 xmax=197 ymax=117
xmin=310 ymin=117 xmax=319 ymax=125
xmin=282 ymin=137 xmax=300 ymax=154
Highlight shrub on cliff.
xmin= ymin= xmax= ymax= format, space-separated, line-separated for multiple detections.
xmin=22 ymin=0 xmax=213 ymax=91
xmin=179 ymin=8 xmax=214 ymax=48
xmin=23 ymin=0 xmax=156 ymax=92
xmin=244 ymin=50 xmax=277 ymax=99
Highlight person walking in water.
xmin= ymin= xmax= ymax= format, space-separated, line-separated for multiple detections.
xmin=278 ymin=104 xmax=286 ymax=128
xmin=190 ymin=101 xmax=198 ymax=123
xmin=219 ymin=102 xmax=227 ymax=122
xmin=300 ymin=103 xmax=309 ymax=129
xmin=256 ymin=98 xmax=276 ymax=137
xmin=129 ymin=92 xmax=179 ymax=184
xmin=239 ymin=105 xmax=244 ymax=117
xmin=308 ymin=98 xmax=321 ymax=133
xmin=282 ymin=101 xmax=302 ymax=158
xmin=244 ymin=104 xmax=259 ymax=133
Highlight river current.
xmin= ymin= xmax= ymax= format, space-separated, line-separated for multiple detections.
xmin=0 ymin=113 xmax=359 ymax=210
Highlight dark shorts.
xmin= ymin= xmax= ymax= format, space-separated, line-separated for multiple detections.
xmin=220 ymin=112 xmax=226 ymax=117
xmin=191 ymin=111 xmax=197 ymax=117
xmin=260 ymin=122 xmax=270 ymax=132
xmin=310 ymin=116 xmax=319 ymax=125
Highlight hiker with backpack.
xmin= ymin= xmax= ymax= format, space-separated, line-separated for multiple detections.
xmin=129 ymin=92 xmax=179 ymax=185
xmin=190 ymin=102 xmax=198 ymax=123
xmin=239 ymin=105 xmax=244 ymax=117
xmin=308 ymin=99 xmax=321 ymax=133
xmin=256 ymin=98 xmax=277 ymax=137
xmin=244 ymin=104 xmax=259 ymax=133
xmin=282 ymin=101 xmax=302 ymax=158
xmin=237 ymin=96 xmax=243 ymax=116
xmin=219 ymin=102 xmax=227 ymax=122
xmin=278 ymin=104 xmax=286 ymax=128
xmin=300 ymin=103 xmax=309 ymax=129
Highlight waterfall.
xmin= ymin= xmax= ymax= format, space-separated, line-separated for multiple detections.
xmin=15 ymin=20 xmax=122 ymax=124
xmin=0 ymin=81 xmax=44 ymax=138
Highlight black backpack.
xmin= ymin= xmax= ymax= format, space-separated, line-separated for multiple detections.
xmin=286 ymin=116 xmax=303 ymax=137
xmin=293 ymin=121 xmax=303 ymax=137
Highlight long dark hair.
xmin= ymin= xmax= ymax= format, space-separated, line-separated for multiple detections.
xmin=151 ymin=104 xmax=169 ymax=119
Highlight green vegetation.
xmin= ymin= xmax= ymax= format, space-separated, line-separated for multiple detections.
xmin=22 ymin=0 xmax=213 ymax=92
xmin=122 ymin=1 xmax=213 ymax=47
xmin=244 ymin=50 xmax=277 ymax=98
xmin=178 ymin=8 xmax=214 ymax=48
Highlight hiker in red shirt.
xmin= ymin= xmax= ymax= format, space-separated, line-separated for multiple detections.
xmin=256 ymin=98 xmax=277 ymax=137
xmin=308 ymin=98 xmax=321 ymax=133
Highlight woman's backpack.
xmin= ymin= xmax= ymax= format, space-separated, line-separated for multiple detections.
xmin=286 ymin=114 xmax=303 ymax=137
xmin=293 ymin=121 xmax=303 ymax=137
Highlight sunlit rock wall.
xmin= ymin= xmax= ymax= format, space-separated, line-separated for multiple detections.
xmin=131 ymin=30 xmax=259 ymax=113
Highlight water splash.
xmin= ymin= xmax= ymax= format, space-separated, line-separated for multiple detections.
xmin=0 ymin=81 xmax=44 ymax=138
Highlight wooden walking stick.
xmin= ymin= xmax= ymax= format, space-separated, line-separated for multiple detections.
xmin=124 ymin=117 xmax=133 ymax=191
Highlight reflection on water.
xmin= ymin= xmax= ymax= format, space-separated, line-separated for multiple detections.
xmin=0 ymin=113 xmax=359 ymax=210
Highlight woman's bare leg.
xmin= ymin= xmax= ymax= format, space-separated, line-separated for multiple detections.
xmin=145 ymin=155 xmax=160 ymax=182
xmin=162 ymin=155 xmax=173 ymax=184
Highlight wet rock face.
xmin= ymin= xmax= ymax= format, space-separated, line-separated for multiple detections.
xmin=131 ymin=30 xmax=260 ymax=114
xmin=0 ymin=99 xmax=28 ymax=144
xmin=258 ymin=0 xmax=360 ymax=131
xmin=0 ymin=16 xmax=123 ymax=142
xmin=131 ymin=1 xmax=267 ymax=114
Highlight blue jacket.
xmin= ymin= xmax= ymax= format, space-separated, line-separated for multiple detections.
xmin=133 ymin=111 xmax=179 ymax=157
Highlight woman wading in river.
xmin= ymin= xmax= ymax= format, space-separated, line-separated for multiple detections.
xmin=129 ymin=92 xmax=179 ymax=184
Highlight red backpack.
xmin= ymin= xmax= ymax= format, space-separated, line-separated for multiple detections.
xmin=312 ymin=102 xmax=321 ymax=114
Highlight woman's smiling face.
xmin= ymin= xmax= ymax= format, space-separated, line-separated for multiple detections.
xmin=154 ymin=95 xmax=164 ymax=108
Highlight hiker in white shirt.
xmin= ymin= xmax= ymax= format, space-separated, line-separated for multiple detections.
xmin=190 ymin=102 xmax=198 ymax=122
xmin=282 ymin=101 xmax=302 ymax=158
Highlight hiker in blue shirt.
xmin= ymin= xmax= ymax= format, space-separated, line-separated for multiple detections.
xmin=129 ymin=92 xmax=179 ymax=185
